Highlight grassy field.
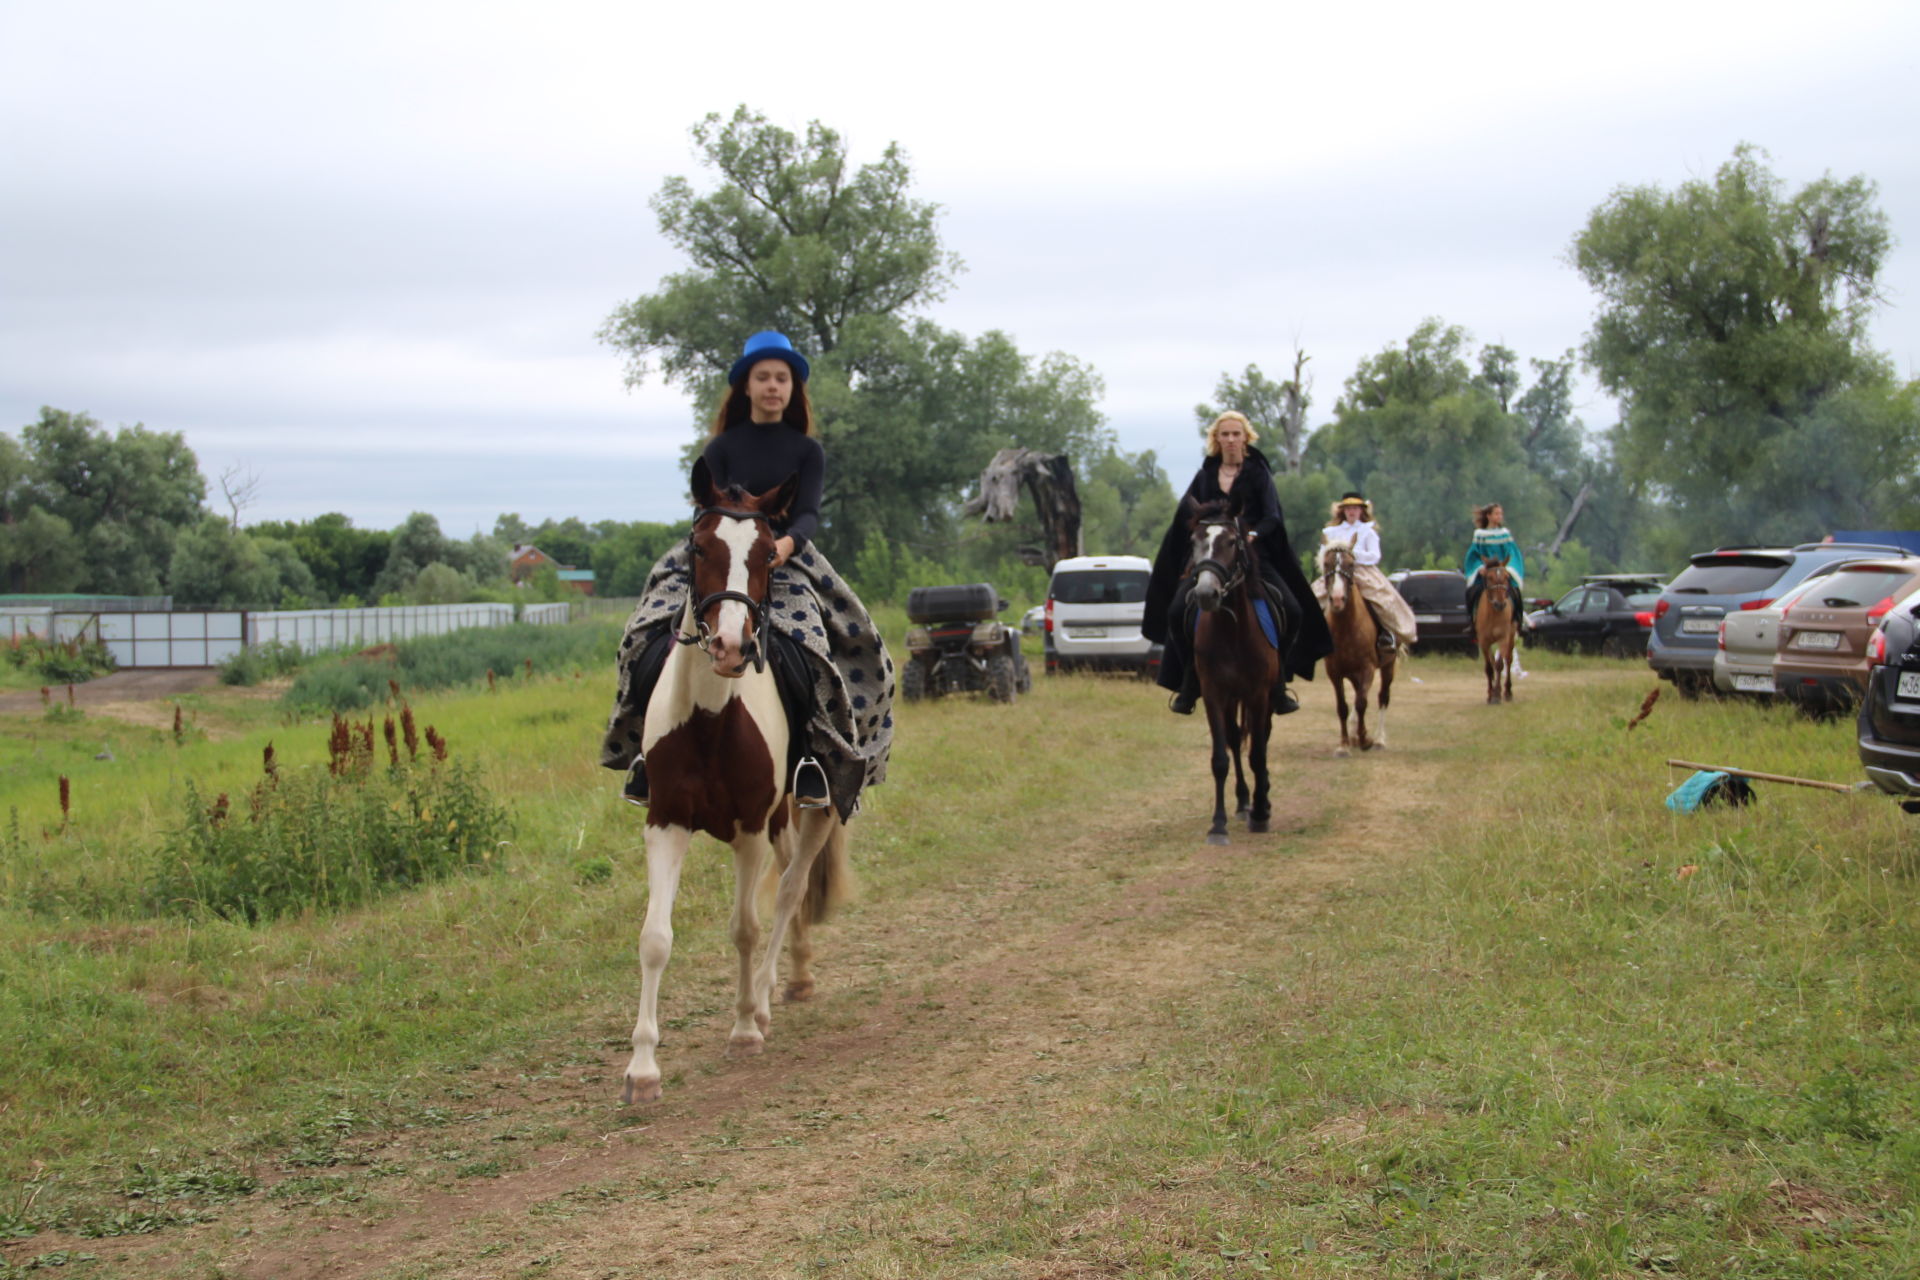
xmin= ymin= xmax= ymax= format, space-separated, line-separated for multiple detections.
xmin=2 ymin=635 xmax=1917 ymax=1277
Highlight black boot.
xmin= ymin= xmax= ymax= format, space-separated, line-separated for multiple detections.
xmin=793 ymin=756 xmax=830 ymax=810
xmin=1273 ymin=684 xmax=1300 ymax=715
xmin=1169 ymin=665 xmax=1201 ymax=715
xmin=621 ymin=759 xmax=648 ymax=807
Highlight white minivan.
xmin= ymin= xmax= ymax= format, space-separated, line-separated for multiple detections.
xmin=1044 ymin=554 xmax=1161 ymax=676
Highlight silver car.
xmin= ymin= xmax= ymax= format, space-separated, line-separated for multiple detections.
xmin=1712 ymin=573 xmax=1833 ymax=695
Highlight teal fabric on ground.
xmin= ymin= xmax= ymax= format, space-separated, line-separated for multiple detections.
xmin=1667 ymin=770 xmax=1730 ymax=812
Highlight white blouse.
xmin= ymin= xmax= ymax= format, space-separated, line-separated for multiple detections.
xmin=1321 ymin=520 xmax=1382 ymax=566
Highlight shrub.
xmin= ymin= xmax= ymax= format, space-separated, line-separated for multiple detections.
xmin=283 ymin=621 xmax=619 ymax=712
xmin=145 ymin=720 xmax=511 ymax=923
xmin=5 ymin=635 xmax=115 ymax=684
xmin=217 ymin=639 xmax=303 ymax=687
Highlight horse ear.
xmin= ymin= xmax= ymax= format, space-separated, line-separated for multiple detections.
xmin=1177 ymin=495 xmax=1199 ymax=529
xmin=766 ymin=473 xmax=800 ymax=520
xmin=690 ymin=457 xmax=717 ymax=509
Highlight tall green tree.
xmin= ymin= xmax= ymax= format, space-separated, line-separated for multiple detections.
xmin=249 ymin=513 xmax=390 ymax=605
xmin=1307 ymin=320 xmax=1557 ymax=572
xmin=600 ymin=107 xmax=1115 ymax=562
xmin=0 ymin=433 xmax=81 ymax=593
xmin=1572 ymin=144 xmax=1915 ymax=544
xmin=19 ymin=407 xmax=205 ymax=596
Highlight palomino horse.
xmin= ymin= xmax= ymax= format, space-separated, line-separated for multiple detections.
xmin=1475 ymin=559 xmax=1519 ymax=704
xmin=623 ymin=459 xmax=851 ymax=1105
xmin=1319 ymin=541 xmax=1394 ymax=753
xmin=1184 ymin=498 xmax=1283 ymax=844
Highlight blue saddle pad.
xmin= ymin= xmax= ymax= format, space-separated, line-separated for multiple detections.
xmin=1193 ymin=599 xmax=1280 ymax=651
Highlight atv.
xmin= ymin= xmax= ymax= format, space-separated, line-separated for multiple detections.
xmin=900 ymin=583 xmax=1032 ymax=704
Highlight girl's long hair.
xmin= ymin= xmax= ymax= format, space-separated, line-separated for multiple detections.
xmin=709 ymin=370 xmax=815 ymax=438
xmin=1473 ymin=502 xmax=1502 ymax=530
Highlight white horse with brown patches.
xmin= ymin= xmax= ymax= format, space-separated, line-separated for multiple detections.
xmin=623 ymin=460 xmax=851 ymax=1105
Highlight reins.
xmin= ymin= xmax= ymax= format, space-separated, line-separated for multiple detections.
xmin=676 ymin=505 xmax=776 ymax=674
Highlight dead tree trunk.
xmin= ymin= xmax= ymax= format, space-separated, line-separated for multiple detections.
xmin=963 ymin=448 xmax=1083 ymax=569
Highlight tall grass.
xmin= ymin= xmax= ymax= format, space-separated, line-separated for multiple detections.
xmin=281 ymin=618 xmax=620 ymax=711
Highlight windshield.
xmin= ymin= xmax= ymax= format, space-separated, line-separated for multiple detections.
xmin=1051 ymin=570 xmax=1148 ymax=605
xmin=1667 ymin=555 xmax=1791 ymax=596
xmin=1395 ymin=576 xmax=1466 ymax=609
xmin=1793 ymin=567 xmax=1920 ymax=610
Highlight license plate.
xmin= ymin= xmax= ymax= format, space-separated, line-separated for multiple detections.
xmin=1792 ymin=631 xmax=1841 ymax=650
xmin=1899 ymin=671 xmax=1920 ymax=700
xmin=1066 ymin=627 xmax=1106 ymax=639
xmin=1734 ymin=674 xmax=1774 ymax=693
xmin=1414 ymin=613 xmax=1441 ymax=624
xmin=1681 ymin=618 xmax=1719 ymax=634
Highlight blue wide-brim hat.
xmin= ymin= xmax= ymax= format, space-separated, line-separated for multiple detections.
xmin=728 ymin=330 xmax=810 ymax=386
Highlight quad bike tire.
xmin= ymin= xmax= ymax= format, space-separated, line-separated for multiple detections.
xmin=986 ymin=652 xmax=1018 ymax=704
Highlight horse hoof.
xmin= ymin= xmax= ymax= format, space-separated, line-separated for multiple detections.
xmin=727 ymin=1033 xmax=765 ymax=1058
xmin=622 ymin=1074 xmax=662 ymax=1105
xmin=1247 ymin=818 xmax=1270 ymax=834
xmin=783 ymin=980 xmax=815 ymax=1003
xmin=1335 ymin=747 xmax=1350 ymax=758
xmin=1206 ymin=832 xmax=1229 ymax=846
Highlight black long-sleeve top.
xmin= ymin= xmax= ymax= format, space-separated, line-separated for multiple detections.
xmin=700 ymin=421 xmax=825 ymax=546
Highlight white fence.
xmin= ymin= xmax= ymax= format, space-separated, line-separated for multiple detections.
xmin=7 ymin=601 xmax=576 ymax=669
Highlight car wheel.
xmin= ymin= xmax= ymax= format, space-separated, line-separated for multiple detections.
xmin=901 ymin=660 xmax=928 ymax=702
xmin=986 ymin=652 xmax=1018 ymax=703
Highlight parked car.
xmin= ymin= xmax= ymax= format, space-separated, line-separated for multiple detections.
xmin=1856 ymin=585 xmax=1920 ymax=809
xmin=1389 ymin=570 xmax=1473 ymax=652
xmin=1647 ymin=541 xmax=1915 ymax=696
xmin=1021 ymin=604 xmax=1045 ymax=635
xmin=1711 ymin=570 xmax=1840 ymax=697
xmin=900 ymin=583 xmax=1031 ymax=703
xmin=1771 ymin=558 xmax=1920 ymax=714
xmin=1044 ymin=554 xmax=1160 ymax=676
xmin=1523 ymin=574 xmax=1666 ymax=657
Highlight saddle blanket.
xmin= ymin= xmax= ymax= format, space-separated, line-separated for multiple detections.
xmin=1193 ymin=598 xmax=1279 ymax=651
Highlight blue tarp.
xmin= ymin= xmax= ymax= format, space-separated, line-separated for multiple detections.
xmin=1831 ymin=531 xmax=1920 ymax=555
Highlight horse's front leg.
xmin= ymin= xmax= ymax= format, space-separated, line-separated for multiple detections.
xmin=1503 ymin=641 xmax=1515 ymax=702
xmin=624 ymin=823 xmax=691 ymax=1104
xmin=1204 ymin=698 xmax=1232 ymax=844
xmin=754 ymin=807 xmax=830 ymax=1018
xmin=1333 ymin=673 xmax=1353 ymax=755
xmin=726 ymin=831 xmax=773 ymax=1056
xmin=1483 ymin=645 xmax=1499 ymax=705
xmin=1247 ymin=694 xmax=1273 ymax=832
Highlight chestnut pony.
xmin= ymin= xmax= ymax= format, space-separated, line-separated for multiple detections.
xmin=1475 ymin=559 xmax=1518 ymax=704
xmin=622 ymin=460 xmax=850 ymax=1105
xmin=1318 ymin=541 xmax=1394 ymax=753
xmin=1184 ymin=498 xmax=1281 ymax=844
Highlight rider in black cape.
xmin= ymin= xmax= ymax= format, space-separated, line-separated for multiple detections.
xmin=1142 ymin=412 xmax=1333 ymax=714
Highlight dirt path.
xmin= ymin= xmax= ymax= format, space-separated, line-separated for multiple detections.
xmin=80 ymin=660 xmax=1580 ymax=1279
xmin=0 ymin=668 xmax=222 ymax=714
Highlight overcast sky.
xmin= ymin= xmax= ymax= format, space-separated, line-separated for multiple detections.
xmin=4 ymin=0 xmax=1917 ymax=539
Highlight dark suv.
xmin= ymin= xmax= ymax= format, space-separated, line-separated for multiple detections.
xmin=1390 ymin=570 xmax=1472 ymax=652
xmin=1648 ymin=542 xmax=1914 ymax=696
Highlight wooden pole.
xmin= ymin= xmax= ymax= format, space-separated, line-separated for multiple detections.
xmin=1665 ymin=759 xmax=1859 ymax=794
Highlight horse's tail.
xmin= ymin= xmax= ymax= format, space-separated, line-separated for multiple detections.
xmin=800 ymin=815 xmax=855 ymax=926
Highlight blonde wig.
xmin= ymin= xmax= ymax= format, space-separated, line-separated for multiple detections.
xmin=1203 ymin=410 xmax=1259 ymax=457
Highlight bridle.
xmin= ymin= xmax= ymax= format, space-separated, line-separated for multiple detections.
xmin=1191 ymin=521 xmax=1250 ymax=602
xmin=676 ymin=505 xmax=775 ymax=674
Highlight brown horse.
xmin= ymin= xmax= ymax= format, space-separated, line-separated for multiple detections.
xmin=1475 ymin=560 xmax=1519 ymax=704
xmin=1319 ymin=541 xmax=1394 ymax=753
xmin=1184 ymin=498 xmax=1282 ymax=844
xmin=622 ymin=460 xmax=851 ymax=1105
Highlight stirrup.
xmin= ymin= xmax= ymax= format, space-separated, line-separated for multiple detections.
xmin=1168 ymin=689 xmax=1198 ymax=716
xmin=621 ymin=759 xmax=649 ymax=808
xmin=1273 ymin=687 xmax=1300 ymax=716
xmin=1377 ymin=632 xmax=1397 ymax=650
xmin=793 ymin=756 xmax=830 ymax=810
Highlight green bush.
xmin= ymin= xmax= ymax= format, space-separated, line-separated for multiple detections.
xmin=282 ymin=621 xmax=619 ymax=713
xmin=5 ymin=636 xmax=115 ymax=684
xmin=145 ymin=732 xmax=512 ymax=923
xmin=217 ymin=639 xmax=304 ymax=687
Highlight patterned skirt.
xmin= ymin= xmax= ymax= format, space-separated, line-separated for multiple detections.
xmin=600 ymin=543 xmax=894 ymax=821
xmin=1311 ymin=561 xmax=1420 ymax=644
